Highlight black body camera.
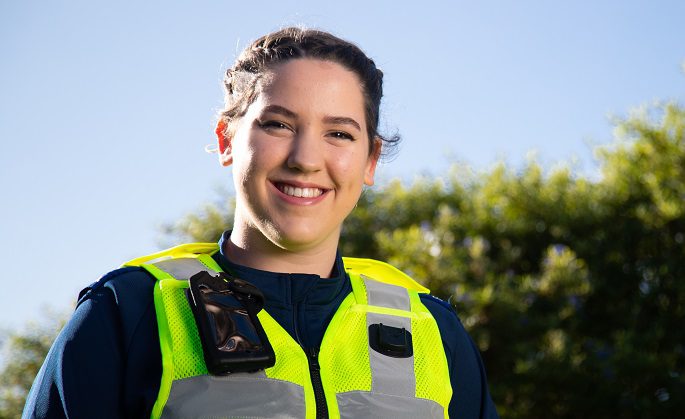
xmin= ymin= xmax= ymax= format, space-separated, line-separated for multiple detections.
xmin=186 ymin=270 xmax=275 ymax=375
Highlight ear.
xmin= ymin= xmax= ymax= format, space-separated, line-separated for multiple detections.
xmin=216 ymin=120 xmax=233 ymax=166
xmin=363 ymin=138 xmax=382 ymax=186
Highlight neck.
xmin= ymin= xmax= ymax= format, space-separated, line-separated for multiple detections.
xmin=226 ymin=221 xmax=339 ymax=278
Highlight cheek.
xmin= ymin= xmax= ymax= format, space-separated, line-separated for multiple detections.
xmin=233 ymin=136 xmax=286 ymax=192
xmin=232 ymin=141 xmax=261 ymax=185
xmin=331 ymin=149 xmax=369 ymax=183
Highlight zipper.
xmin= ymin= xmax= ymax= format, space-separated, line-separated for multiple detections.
xmin=293 ymin=300 xmax=329 ymax=418
xmin=308 ymin=348 xmax=328 ymax=419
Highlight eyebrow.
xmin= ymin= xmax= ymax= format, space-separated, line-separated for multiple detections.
xmin=262 ymin=105 xmax=362 ymax=132
xmin=323 ymin=116 xmax=362 ymax=132
xmin=262 ymin=105 xmax=297 ymax=119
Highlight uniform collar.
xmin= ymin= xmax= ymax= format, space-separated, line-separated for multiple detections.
xmin=213 ymin=230 xmax=348 ymax=307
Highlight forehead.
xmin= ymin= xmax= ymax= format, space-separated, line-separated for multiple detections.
xmin=256 ymin=58 xmax=366 ymax=120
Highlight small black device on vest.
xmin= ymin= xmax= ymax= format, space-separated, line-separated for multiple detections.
xmin=368 ymin=323 xmax=413 ymax=358
xmin=186 ymin=270 xmax=276 ymax=375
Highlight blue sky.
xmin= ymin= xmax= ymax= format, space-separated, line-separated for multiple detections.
xmin=1 ymin=0 xmax=684 ymax=329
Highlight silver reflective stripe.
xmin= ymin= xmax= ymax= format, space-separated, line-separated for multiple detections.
xmin=366 ymin=311 xmax=415 ymax=397
xmin=161 ymin=373 xmax=305 ymax=419
xmin=362 ymin=276 xmax=417 ymax=401
xmin=153 ymin=258 xmax=218 ymax=280
xmin=362 ymin=275 xmax=410 ymax=310
xmin=337 ymin=391 xmax=444 ymax=419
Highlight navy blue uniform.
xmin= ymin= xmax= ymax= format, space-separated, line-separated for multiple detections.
xmin=24 ymin=232 xmax=498 ymax=418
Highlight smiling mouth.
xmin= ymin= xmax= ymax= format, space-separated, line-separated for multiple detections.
xmin=275 ymin=183 xmax=326 ymax=198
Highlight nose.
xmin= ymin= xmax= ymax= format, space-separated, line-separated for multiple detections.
xmin=287 ymin=128 xmax=323 ymax=173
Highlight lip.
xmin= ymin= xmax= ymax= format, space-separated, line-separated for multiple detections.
xmin=270 ymin=180 xmax=331 ymax=205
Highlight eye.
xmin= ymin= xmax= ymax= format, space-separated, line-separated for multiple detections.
xmin=328 ymin=131 xmax=354 ymax=141
xmin=258 ymin=120 xmax=291 ymax=132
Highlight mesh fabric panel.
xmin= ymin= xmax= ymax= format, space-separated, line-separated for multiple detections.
xmin=160 ymin=283 xmax=208 ymax=380
xmin=411 ymin=297 xmax=452 ymax=408
xmin=259 ymin=311 xmax=309 ymax=387
xmin=321 ymin=307 xmax=372 ymax=393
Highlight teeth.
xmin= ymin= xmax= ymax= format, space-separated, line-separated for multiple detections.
xmin=280 ymin=184 xmax=323 ymax=198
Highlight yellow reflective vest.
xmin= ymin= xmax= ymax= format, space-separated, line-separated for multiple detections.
xmin=125 ymin=243 xmax=452 ymax=419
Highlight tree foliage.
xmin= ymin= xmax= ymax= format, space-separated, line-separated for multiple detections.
xmin=165 ymin=102 xmax=685 ymax=418
xmin=0 ymin=312 xmax=66 ymax=419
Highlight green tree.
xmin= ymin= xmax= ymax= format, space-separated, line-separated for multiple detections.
xmin=0 ymin=311 xmax=66 ymax=419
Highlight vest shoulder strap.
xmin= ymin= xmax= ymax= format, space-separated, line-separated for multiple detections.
xmin=122 ymin=243 xmax=219 ymax=268
xmin=342 ymin=257 xmax=430 ymax=294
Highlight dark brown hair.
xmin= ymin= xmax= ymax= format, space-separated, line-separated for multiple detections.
xmin=220 ymin=27 xmax=399 ymax=156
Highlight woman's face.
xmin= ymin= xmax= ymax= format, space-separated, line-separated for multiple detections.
xmin=221 ymin=58 xmax=379 ymax=253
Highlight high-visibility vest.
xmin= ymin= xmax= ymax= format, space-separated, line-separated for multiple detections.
xmin=124 ymin=243 xmax=452 ymax=419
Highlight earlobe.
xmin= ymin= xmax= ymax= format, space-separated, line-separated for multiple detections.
xmin=216 ymin=120 xmax=233 ymax=167
xmin=363 ymin=138 xmax=382 ymax=186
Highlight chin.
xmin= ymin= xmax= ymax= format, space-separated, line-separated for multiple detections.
xmin=266 ymin=223 xmax=338 ymax=252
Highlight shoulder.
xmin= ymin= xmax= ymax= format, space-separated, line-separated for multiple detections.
xmin=419 ymin=293 xmax=460 ymax=325
xmin=418 ymin=293 xmax=475 ymax=356
xmin=419 ymin=292 xmax=482 ymax=358
xmin=24 ymin=266 xmax=162 ymax=417
xmin=75 ymin=266 xmax=158 ymax=347
xmin=418 ymin=292 xmax=484 ymax=368
xmin=78 ymin=265 xmax=156 ymax=306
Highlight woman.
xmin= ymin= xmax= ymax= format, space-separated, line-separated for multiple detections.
xmin=24 ymin=27 xmax=498 ymax=418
